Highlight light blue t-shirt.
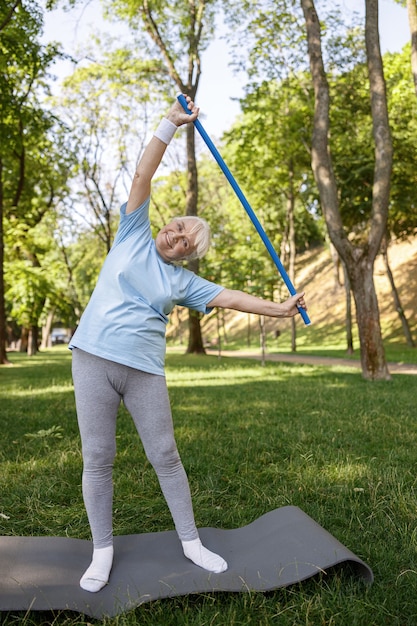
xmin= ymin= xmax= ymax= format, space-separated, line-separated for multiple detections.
xmin=69 ymin=198 xmax=223 ymax=375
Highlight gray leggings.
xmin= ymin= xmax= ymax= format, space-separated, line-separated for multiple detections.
xmin=71 ymin=348 xmax=199 ymax=548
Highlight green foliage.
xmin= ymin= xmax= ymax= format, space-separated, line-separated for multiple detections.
xmin=328 ymin=42 xmax=417 ymax=240
xmin=108 ymin=0 xmax=219 ymax=70
xmin=63 ymin=229 xmax=108 ymax=312
xmin=0 ymin=1 xmax=67 ymax=217
xmin=1 ymin=0 xmax=77 ymax=351
xmin=4 ymin=206 xmax=80 ymax=333
xmin=329 ymin=61 xmax=374 ymax=232
xmin=224 ymin=0 xmax=309 ymax=85
xmin=6 ymin=261 xmax=50 ymax=327
xmin=385 ymin=43 xmax=417 ymax=239
xmin=55 ymin=46 xmax=167 ymax=253
xmin=224 ymin=2 xmax=417 ymax=244
xmin=215 ymin=77 xmax=323 ymax=300
xmin=2 ymin=0 xmax=417 ymax=358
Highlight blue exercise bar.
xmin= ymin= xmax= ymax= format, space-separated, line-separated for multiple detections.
xmin=177 ymin=94 xmax=311 ymax=326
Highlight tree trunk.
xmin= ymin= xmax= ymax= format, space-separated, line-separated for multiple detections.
xmin=259 ymin=315 xmax=266 ymax=366
xmin=349 ymin=258 xmax=390 ymax=379
xmin=137 ymin=2 xmax=207 ymax=354
xmin=27 ymin=325 xmax=39 ymax=357
xmin=287 ymin=161 xmax=297 ymax=352
xmin=186 ymin=308 xmax=205 ymax=353
xmin=300 ymin=0 xmax=392 ymax=380
xmin=329 ymin=241 xmax=342 ymax=289
xmin=341 ymin=260 xmax=354 ymax=354
xmin=407 ymin=0 xmax=417 ymax=98
xmin=216 ymin=310 xmax=222 ymax=358
xmin=41 ymin=308 xmax=55 ymax=349
xmin=0 ymin=242 xmax=9 ymax=365
xmin=221 ymin=309 xmax=228 ymax=345
xmin=0 ymin=159 xmax=11 ymax=364
xmin=20 ymin=327 xmax=28 ymax=353
xmin=381 ymin=237 xmax=416 ymax=347
xmin=185 ymin=118 xmax=205 ymax=353
xmin=300 ymin=0 xmax=344 ymax=245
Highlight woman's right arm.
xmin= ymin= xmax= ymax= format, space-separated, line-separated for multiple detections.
xmin=126 ymin=96 xmax=199 ymax=214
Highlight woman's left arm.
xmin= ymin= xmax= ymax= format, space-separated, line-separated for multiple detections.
xmin=208 ymin=288 xmax=307 ymax=319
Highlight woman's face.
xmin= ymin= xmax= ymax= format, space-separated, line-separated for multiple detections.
xmin=155 ymin=219 xmax=197 ymax=262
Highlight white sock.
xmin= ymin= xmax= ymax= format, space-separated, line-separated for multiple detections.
xmin=182 ymin=538 xmax=228 ymax=573
xmin=80 ymin=545 xmax=114 ymax=592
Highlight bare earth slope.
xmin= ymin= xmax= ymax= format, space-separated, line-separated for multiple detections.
xmin=189 ymin=238 xmax=417 ymax=365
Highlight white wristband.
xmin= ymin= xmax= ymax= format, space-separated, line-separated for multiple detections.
xmin=154 ymin=118 xmax=177 ymax=145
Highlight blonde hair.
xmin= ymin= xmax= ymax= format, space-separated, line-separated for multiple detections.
xmin=173 ymin=216 xmax=211 ymax=260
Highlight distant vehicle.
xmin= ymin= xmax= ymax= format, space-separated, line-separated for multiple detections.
xmin=51 ymin=328 xmax=69 ymax=345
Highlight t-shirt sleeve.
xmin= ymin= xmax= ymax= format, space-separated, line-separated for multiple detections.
xmin=112 ymin=197 xmax=151 ymax=247
xmin=178 ymin=272 xmax=224 ymax=314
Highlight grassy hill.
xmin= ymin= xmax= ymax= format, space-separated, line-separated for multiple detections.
xmin=167 ymin=237 xmax=417 ymax=359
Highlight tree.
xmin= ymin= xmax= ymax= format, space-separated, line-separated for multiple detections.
xmin=328 ymin=44 xmax=417 ymax=348
xmin=221 ymin=78 xmax=321 ymax=349
xmin=0 ymin=0 xmax=67 ymax=361
xmin=222 ymin=0 xmax=358 ymax=352
xmin=301 ymin=0 xmax=393 ymax=380
xmin=56 ymin=41 xmax=169 ymax=255
xmin=2 ymin=116 xmax=72 ymax=355
xmin=384 ymin=45 xmax=417 ymax=239
xmin=5 ymin=231 xmax=53 ymax=355
xmin=380 ymin=44 xmax=417 ymax=346
xmin=108 ymin=0 xmax=220 ymax=353
xmin=394 ymin=0 xmax=417 ymax=97
xmin=408 ymin=0 xmax=417 ymax=96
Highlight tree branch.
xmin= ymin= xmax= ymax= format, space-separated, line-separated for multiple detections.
xmin=142 ymin=0 xmax=186 ymax=91
xmin=0 ymin=0 xmax=22 ymax=32
xmin=365 ymin=0 xmax=393 ymax=256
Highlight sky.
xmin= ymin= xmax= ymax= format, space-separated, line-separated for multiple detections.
xmin=41 ymin=0 xmax=410 ymax=138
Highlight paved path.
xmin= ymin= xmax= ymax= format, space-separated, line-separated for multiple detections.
xmin=206 ymin=350 xmax=417 ymax=375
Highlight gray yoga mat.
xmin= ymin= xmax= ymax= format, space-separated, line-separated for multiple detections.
xmin=0 ymin=505 xmax=372 ymax=619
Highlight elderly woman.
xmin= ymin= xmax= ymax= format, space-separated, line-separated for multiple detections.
xmin=70 ymin=95 xmax=307 ymax=592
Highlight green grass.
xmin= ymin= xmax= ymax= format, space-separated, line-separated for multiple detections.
xmin=193 ymin=319 xmax=417 ymax=365
xmin=1 ymin=347 xmax=417 ymax=624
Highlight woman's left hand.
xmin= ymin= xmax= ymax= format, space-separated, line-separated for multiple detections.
xmin=166 ymin=95 xmax=199 ymax=127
